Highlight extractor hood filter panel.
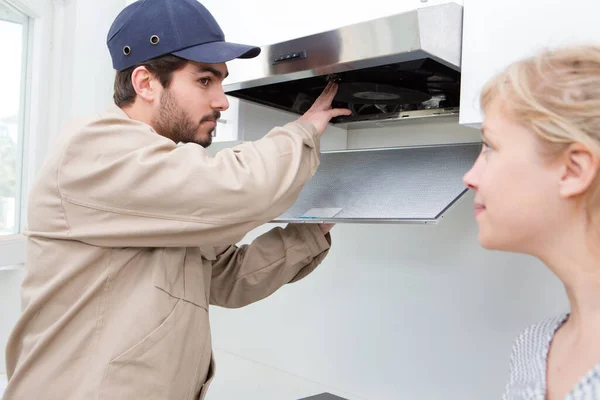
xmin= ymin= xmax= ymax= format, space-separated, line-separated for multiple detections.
xmin=274 ymin=143 xmax=481 ymax=224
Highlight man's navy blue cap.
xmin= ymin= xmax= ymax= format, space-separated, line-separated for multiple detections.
xmin=107 ymin=0 xmax=261 ymax=71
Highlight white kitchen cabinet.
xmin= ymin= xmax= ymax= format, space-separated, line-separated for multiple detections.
xmin=212 ymin=96 xmax=244 ymax=143
xmin=201 ymin=0 xmax=462 ymax=47
xmin=459 ymin=0 xmax=600 ymax=127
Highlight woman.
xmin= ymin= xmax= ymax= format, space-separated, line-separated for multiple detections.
xmin=463 ymin=45 xmax=600 ymax=400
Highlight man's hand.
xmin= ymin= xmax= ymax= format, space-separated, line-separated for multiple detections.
xmin=319 ymin=223 xmax=335 ymax=235
xmin=299 ymin=82 xmax=351 ymax=137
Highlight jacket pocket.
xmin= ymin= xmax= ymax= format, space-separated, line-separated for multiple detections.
xmin=100 ymin=300 xmax=209 ymax=400
xmin=198 ymin=354 xmax=216 ymax=400
xmin=154 ymin=247 xmax=208 ymax=310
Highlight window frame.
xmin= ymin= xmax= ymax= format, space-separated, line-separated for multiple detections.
xmin=1 ymin=1 xmax=29 ymax=235
xmin=0 ymin=0 xmax=56 ymax=268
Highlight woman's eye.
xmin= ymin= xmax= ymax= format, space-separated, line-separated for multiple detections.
xmin=481 ymin=141 xmax=492 ymax=153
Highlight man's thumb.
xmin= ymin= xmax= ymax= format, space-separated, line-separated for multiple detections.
xmin=328 ymin=108 xmax=352 ymax=119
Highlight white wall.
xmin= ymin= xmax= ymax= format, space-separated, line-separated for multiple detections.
xmin=57 ymin=0 xmax=124 ymax=126
xmin=204 ymin=0 xmax=463 ymax=47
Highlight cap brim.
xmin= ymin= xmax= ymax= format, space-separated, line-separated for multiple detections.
xmin=172 ymin=41 xmax=261 ymax=64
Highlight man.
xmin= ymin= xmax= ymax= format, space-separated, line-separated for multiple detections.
xmin=3 ymin=0 xmax=350 ymax=399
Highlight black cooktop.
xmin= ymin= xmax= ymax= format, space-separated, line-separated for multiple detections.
xmin=225 ymin=58 xmax=460 ymax=124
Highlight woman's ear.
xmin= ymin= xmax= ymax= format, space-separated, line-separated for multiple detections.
xmin=559 ymin=143 xmax=600 ymax=199
xmin=131 ymin=66 xmax=156 ymax=103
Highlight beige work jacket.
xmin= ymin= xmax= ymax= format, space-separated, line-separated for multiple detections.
xmin=3 ymin=105 xmax=331 ymax=400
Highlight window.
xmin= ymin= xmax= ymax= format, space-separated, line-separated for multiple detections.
xmin=0 ymin=1 xmax=29 ymax=236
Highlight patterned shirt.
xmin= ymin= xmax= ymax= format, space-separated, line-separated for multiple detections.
xmin=503 ymin=314 xmax=600 ymax=399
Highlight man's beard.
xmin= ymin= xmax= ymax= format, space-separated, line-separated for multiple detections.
xmin=152 ymin=89 xmax=220 ymax=148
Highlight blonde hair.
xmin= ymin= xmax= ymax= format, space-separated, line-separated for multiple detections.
xmin=481 ymin=45 xmax=600 ymax=158
xmin=481 ymin=45 xmax=600 ymax=216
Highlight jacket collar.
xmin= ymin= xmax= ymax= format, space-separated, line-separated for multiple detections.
xmin=105 ymin=104 xmax=131 ymax=119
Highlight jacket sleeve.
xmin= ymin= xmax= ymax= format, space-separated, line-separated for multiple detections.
xmin=209 ymin=223 xmax=331 ymax=308
xmin=53 ymin=117 xmax=321 ymax=248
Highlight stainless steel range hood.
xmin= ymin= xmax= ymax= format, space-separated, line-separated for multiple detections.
xmin=223 ymin=3 xmax=464 ymax=128
xmin=220 ymin=3 xmax=475 ymax=224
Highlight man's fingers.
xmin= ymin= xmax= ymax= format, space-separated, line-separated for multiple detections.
xmin=322 ymin=82 xmax=338 ymax=103
xmin=311 ymin=82 xmax=337 ymax=110
xmin=319 ymin=223 xmax=335 ymax=235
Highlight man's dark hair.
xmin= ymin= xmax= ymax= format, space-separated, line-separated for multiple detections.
xmin=113 ymin=54 xmax=188 ymax=107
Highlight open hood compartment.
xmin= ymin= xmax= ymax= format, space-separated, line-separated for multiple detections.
xmin=224 ymin=3 xmax=464 ymax=129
